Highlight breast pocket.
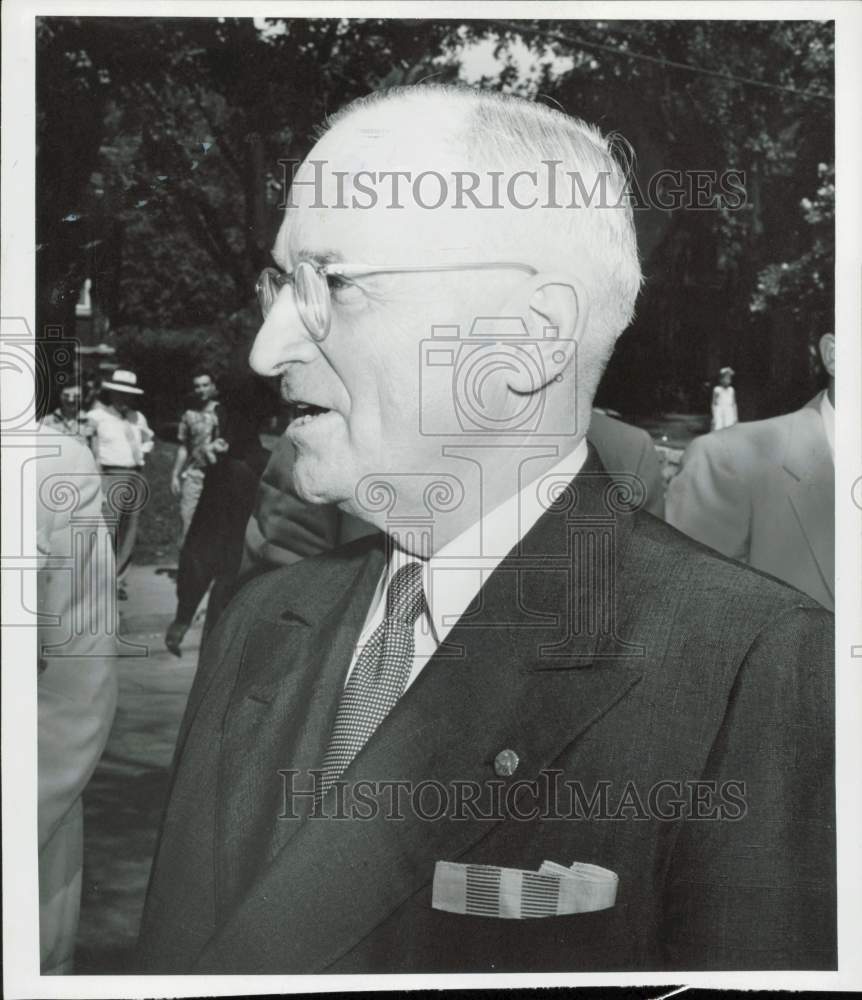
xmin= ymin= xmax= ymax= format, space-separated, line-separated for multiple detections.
xmin=424 ymin=900 xmax=633 ymax=973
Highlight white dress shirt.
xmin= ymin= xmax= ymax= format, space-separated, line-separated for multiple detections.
xmin=344 ymin=440 xmax=589 ymax=690
xmin=819 ymin=391 xmax=834 ymax=461
xmin=88 ymin=403 xmax=154 ymax=467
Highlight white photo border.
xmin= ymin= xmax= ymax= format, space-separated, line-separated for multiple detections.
xmin=3 ymin=1 xmax=860 ymax=996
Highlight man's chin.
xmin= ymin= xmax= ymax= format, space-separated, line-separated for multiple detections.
xmin=291 ymin=461 xmax=351 ymax=508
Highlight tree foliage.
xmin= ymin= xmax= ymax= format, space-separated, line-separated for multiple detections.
xmin=457 ymin=19 xmax=834 ymax=414
xmin=37 ymin=16 xmax=834 ymax=419
xmin=751 ymin=163 xmax=834 ymax=339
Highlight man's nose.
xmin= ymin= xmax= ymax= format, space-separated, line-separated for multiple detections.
xmin=248 ymin=291 xmax=316 ymax=377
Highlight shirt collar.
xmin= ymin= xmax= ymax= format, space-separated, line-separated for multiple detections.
xmin=819 ymin=391 xmax=835 ymax=461
xmin=381 ymin=440 xmax=589 ymax=645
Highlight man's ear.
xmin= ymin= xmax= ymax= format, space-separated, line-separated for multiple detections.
xmin=497 ymin=272 xmax=589 ymax=393
xmin=818 ymin=333 xmax=835 ymax=379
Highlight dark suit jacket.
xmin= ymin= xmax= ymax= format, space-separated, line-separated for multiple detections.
xmin=138 ymin=449 xmax=835 ymax=974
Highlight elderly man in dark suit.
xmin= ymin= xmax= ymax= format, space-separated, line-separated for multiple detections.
xmin=138 ymin=86 xmax=834 ymax=974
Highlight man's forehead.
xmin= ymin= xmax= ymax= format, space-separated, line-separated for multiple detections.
xmin=319 ymin=98 xmax=463 ymax=164
xmin=272 ymin=219 xmax=344 ymax=268
xmin=272 ymin=107 xmax=487 ymax=269
xmin=273 ymin=200 xmax=482 ymax=271
xmin=273 ymin=228 xmax=342 ymax=273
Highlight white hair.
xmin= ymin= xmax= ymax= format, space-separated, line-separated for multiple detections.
xmin=325 ymin=85 xmax=643 ymax=394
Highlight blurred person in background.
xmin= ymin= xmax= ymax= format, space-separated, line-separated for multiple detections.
xmin=44 ymin=384 xmax=96 ymax=449
xmin=82 ymin=375 xmax=101 ymax=411
xmin=87 ymin=370 xmax=154 ymax=599
xmin=164 ymin=378 xmax=269 ymax=657
xmin=710 ymin=366 xmax=738 ymax=430
xmin=668 ymin=335 xmax=834 ymax=610
xmin=37 ymin=423 xmax=118 ymax=973
xmin=170 ymin=370 xmax=221 ymax=545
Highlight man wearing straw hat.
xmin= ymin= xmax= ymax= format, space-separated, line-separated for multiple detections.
xmin=87 ymin=369 xmax=154 ymax=598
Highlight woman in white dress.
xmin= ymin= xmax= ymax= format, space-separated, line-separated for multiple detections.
xmin=711 ymin=366 xmax=738 ymax=431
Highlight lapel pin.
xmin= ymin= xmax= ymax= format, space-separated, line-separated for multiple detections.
xmin=494 ymin=748 xmax=519 ymax=777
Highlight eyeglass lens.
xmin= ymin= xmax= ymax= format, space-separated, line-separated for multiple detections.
xmin=294 ymin=261 xmax=330 ymax=341
xmin=258 ymin=264 xmax=330 ymax=342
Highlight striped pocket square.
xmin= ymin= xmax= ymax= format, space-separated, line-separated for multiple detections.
xmin=432 ymin=860 xmax=618 ymax=919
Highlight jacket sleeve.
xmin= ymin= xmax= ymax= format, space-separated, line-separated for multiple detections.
xmin=666 ymin=432 xmax=750 ymax=561
xmin=138 ymin=411 xmax=155 ymax=453
xmin=136 ymin=578 xmax=267 ymax=971
xmin=661 ymin=605 xmax=836 ymax=969
xmin=635 ymin=429 xmax=666 ymax=519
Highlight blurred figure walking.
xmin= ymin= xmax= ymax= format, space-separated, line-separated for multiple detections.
xmin=170 ymin=370 xmax=220 ymax=545
xmin=165 ymin=381 xmax=269 ymax=657
xmin=710 ymin=366 xmax=738 ymax=430
xmin=87 ymin=369 xmax=153 ymax=598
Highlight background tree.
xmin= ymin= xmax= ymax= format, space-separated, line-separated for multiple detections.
xmin=37 ymin=16 xmax=458 ymax=422
xmin=457 ymin=18 xmax=834 ymax=417
xmin=750 ymin=162 xmax=834 ymax=369
xmin=36 ymin=16 xmax=834 ymax=424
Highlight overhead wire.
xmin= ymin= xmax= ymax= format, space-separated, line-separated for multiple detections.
xmin=489 ymin=20 xmax=834 ymax=102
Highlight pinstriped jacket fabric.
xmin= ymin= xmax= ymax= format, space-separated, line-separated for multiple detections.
xmin=138 ymin=448 xmax=835 ymax=974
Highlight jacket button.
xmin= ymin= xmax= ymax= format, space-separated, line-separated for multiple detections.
xmin=494 ymin=749 xmax=519 ymax=777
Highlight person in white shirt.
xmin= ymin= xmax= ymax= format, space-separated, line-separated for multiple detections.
xmin=710 ymin=366 xmax=738 ymax=430
xmin=668 ymin=334 xmax=834 ymax=609
xmin=87 ymin=369 xmax=154 ymax=595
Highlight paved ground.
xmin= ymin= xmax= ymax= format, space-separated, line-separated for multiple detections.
xmin=74 ymin=563 xmax=200 ymax=974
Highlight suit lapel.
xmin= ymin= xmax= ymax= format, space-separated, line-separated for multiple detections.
xmin=215 ymin=542 xmax=385 ymax=916
xmin=196 ymin=452 xmax=646 ymax=973
xmin=781 ymin=396 xmax=834 ymax=604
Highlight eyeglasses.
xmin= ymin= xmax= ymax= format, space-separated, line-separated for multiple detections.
xmin=255 ymin=259 xmax=537 ymax=341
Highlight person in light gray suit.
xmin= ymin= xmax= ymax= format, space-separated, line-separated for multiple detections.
xmin=37 ymin=425 xmax=118 ymax=973
xmin=667 ymin=334 xmax=834 ymax=610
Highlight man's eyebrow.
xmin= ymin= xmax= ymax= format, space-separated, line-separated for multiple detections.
xmin=270 ymin=246 xmax=346 ymax=271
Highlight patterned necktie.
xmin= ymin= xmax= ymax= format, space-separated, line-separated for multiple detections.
xmin=317 ymin=560 xmax=426 ymax=800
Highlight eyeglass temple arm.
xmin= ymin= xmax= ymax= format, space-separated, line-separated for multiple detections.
xmin=330 ymin=262 xmax=538 ymax=278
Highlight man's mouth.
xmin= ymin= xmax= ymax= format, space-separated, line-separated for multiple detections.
xmin=287 ymin=401 xmax=331 ymax=427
